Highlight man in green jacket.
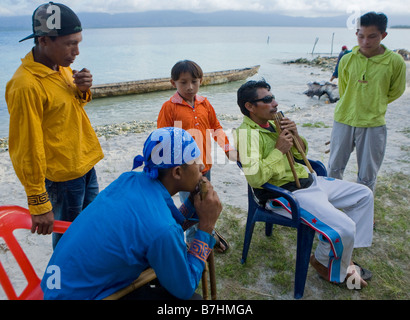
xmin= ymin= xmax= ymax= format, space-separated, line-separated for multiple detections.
xmin=235 ymin=80 xmax=374 ymax=288
xmin=328 ymin=12 xmax=406 ymax=192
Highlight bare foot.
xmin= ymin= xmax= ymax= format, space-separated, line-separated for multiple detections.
xmin=346 ymin=261 xmax=368 ymax=289
xmin=309 ymin=255 xmax=329 ymax=280
xmin=310 ymin=255 xmax=368 ymax=289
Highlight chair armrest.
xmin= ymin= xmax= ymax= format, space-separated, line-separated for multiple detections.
xmin=294 ymin=158 xmax=327 ymax=177
xmin=238 ymin=160 xmax=301 ymax=221
xmin=308 ymin=159 xmax=327 ymax=176
xmin=261 ymin=182 xmax=301 ymax=222
xmin=53 ymin=220 xmax=71 ymax=234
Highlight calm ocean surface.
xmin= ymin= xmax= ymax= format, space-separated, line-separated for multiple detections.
xmin=1 ymin=26 xmax=409 ymax=137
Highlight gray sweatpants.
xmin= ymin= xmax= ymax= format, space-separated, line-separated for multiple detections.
xmin=328 ymin=121 xmax=387 ymax=192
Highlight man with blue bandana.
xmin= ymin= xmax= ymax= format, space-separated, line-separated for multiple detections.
xmin=41 ymin=127 xmax=222 ymax=300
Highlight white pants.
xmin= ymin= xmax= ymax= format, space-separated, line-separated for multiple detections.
xmin=266 ymin=174 xmax=374 ymax=282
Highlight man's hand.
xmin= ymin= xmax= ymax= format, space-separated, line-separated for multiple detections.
xmin=73 ymin=68 xmax=93 ymax=93
xmin=279 ymin=117 xmax=299 ymax=136
xmin=193 ymin=179 xmax=222 ymax=235
xmin=276 ymin=117 xmax=306 ymax=154
xmin=275 ymin=129 xmax=293 ymax=154
xmin=31 ymin=210 xmax=54 ymax=235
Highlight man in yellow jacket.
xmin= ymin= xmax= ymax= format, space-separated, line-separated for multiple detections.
xmin=328 ymin=12 xmax=406 ymax=192
xmin=6 ymin=2 xmax=103 ymax=248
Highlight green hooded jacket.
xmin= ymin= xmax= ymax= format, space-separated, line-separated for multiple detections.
xmin=334 ymin=45 xmax=406 ymax=127
xmin=235 ymin=116 xmax=309 ymax=189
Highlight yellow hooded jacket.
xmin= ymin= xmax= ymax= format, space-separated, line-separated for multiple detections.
xmin=6 ymin=51 xmax=104 ymax=215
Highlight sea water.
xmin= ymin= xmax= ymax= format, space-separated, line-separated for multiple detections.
xmin=1 ymin=26 xmax=409 ymax=137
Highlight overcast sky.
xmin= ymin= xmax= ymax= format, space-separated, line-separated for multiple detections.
xmin=0 ymin=0 xmax=409 ymax=17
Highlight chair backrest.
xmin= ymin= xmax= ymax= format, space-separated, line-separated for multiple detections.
xmin=0 ymin=205 xmax=70 ymax=300
xmin=238 ymin=159 xmax=327 ymax=177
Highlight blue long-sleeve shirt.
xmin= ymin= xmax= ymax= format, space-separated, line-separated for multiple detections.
xmin=332 ymin=49 xmax=351 ymax=78
xmin=41 ymin=171 xmax=215 ymax=300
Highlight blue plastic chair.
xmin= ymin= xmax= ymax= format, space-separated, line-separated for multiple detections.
xmin=238 ymin=159 xmax=327 ymax=299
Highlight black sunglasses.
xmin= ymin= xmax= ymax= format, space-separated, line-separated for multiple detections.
xmin=251 ymin=95 xmax=275 ymax=104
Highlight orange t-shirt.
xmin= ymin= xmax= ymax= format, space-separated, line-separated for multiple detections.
xmin=157 ymin=92 xmax=233 ymax=173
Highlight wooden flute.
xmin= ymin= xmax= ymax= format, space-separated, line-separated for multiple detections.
xmin=273 ymin=112 xmax=301 ymax=188
xmin=273 ymin=111 xmax=314 ymax=189
xmin=198 ymin=178 xmax=217 ymax=300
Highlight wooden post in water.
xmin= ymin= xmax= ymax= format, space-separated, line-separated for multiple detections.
xmin=331 ymin=32 xmax=335 ymax=56
xmin=311 ymin=37 xmax=319 ymax=55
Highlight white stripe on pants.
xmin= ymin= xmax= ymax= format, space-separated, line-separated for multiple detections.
xmin=267 ymin=175 xmax=374 ymax=282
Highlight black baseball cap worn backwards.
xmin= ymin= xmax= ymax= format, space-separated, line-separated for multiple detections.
xmin=19 ymin=2 xmax=82 ymax=42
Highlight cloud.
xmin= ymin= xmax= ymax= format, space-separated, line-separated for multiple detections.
xmin=0 ymin=0 xmax=409 ymax=17
xmin=59 ymin=0 xmax=269 ymax=14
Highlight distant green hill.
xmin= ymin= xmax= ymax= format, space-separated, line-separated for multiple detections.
xmin=0 ymin=10 xmax=409 ymax=31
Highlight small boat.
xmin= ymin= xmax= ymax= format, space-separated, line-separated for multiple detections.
xmin=90 ymin=65 xmax=260 ymax=98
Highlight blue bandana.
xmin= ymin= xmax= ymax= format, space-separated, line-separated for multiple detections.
xmin=132 ymin=127 xmax=201 ymax=179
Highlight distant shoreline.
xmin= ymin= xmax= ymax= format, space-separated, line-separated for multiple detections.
xmin=391 ymin=25 xmax=410 ymax=29
xmin=2 ymin=25 xmax=410 ymax=32
xmin=1 ymin=10 xmax=410 ymax=30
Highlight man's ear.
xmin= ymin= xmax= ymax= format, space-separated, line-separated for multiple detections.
xmin=244 ymin=101 xmax=254 ymax=114
xmin=170 ymin=165 xmax=183 ymax=180
xmin=37 ymin=36 xmax=48 ymax=46
xmin=170 ymin=79 xmax=177 ymax=88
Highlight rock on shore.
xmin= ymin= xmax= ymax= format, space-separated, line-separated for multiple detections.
xmin=283 ymin=56 xmax=337 ymax=71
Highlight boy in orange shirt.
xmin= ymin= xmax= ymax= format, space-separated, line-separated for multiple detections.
xmin=157 ymin=60 xmax=236 ymax=250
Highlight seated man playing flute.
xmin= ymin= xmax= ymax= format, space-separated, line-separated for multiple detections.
xmin=235 ymin=80 xmax=374 ymax=289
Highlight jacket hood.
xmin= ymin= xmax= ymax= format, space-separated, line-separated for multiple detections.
xmin=352 ymin=45 xmax=393 ymax=65
xmin=21 ymin=50 xmax=60 ymax=77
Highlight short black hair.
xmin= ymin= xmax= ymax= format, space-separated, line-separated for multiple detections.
xmin=156 ymin=163 xmax=189 ymax=181
xmin=171 ymin=60 xmax=203 ymax=81
xmin=237 ymin=80 xmax=271 ymax=117
xmin=359 ymin=12 xmax=388 ymax=33
xmin=34 ymin=36 xmax=57 ymax=45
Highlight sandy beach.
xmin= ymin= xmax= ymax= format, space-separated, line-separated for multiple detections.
xmin=0 ymin=60 xmax=409 ymax=300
